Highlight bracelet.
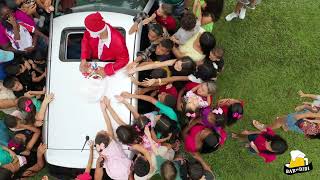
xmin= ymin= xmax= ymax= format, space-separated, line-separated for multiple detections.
xmin=158 ymin=78 xmax=162 ymax=85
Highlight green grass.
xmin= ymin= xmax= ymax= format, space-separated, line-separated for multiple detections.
xmin=33 ymin=0 xmax=320 ymax=179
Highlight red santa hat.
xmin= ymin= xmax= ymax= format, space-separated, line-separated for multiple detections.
xmin=84 ymin=12 xmax=107 ymax=37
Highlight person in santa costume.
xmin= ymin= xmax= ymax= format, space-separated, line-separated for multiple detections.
xmin=80 ymin=12 xmax=129 ymax=77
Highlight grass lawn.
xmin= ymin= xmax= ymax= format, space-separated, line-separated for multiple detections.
xmin=32 ymin=0 xmax=320 ymax=179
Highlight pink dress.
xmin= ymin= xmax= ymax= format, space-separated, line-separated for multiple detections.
xmin=184 ymin=124 xmax=206 ymax=153
xmin=254 ymin=128 xmax=276 ymax=163
xmin=101 ymin=140 xmax=132 ymax=180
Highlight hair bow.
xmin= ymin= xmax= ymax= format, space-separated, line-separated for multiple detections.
xmin=95 ymin=143 xmax=106 ymax=152
xmin=24 ymin=99 xmax=32 ymax=112
xmin=186 ymin=112 xmax=196 ymax=118
xmin=233 ymin=112 xmax=242 ymax=120
xmin=212 ymin=107 xmax=223 ymax=115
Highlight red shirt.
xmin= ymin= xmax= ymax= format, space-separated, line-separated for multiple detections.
xmin=155 ymin=11 xmax=176 ymax=32
xmin=81 ymin=23 xmax=129 ymax=76
xmin=254 ymin=128 xmax=277 ymax=163
xmin=159 ymin=84 xmax=178 ymax=98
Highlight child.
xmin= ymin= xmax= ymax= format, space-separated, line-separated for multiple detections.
xmin=252 ymin=111 xmax=320 ymax=138
xmin=232 ymin=128 xmax=288 ymax=163
xmin=186 ymin=158 xmax=215 ymax=180
xmin=16 ymin=0 xmax=54 ymax=14
xmin=75 ymin=140 xmax=94 ymax=180
xmin=4 ymin=112 xmax=40 ymax=131
xmin=0 ymin=144 xmax=21 ymax=173
xmin=217 ymin=98 xmax=244 ymax=126
xmin=15 ymin=94 xmax=54 ymax=127
xmin=131 ymin=4 xmax=177 ymax=33
xmin=115 ymin=95 xmax=177 ymax=145
xmin=128 ymin=23 xmax=165 ymax=68
xmin=121 ymin=92 xmax=178 ymax=122
xmin=182 ymin=120 xmax=219 ymax=175
xmin=5 ymin=62 xmax=46 ymax=89
xmin=3 ymin=76 xmax=45 ymax=98
xmin=171 ymin=12 xmax=201 ymax=45
xmin=178 ymin=81 xmax=217 ymax=112
xmin=8 ymin=126 xmax=40 ymax=156
xmin=193 ymin=0 xmax=224 ymax=32
xmin=204 ymin=47 xmax=224 ymax=73
xmin=225 ymin=0 xmax=261 ymax=21
xmin=128 ymin=56 xmax=196 ymax=77
xmin=95 ymin=96 xmax=132 ymax=180
xmin=151 ymin=38 xmax=174 ymax=62
xmin=295 ymin=90 xmax=320 ymax=112
xmin=140 ymin=62 xmax=217 ymax=87
xmin=183 ymin=90 xmax=209 ymax=117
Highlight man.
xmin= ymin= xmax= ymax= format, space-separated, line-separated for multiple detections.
xmin=80 ymin=12 xmax=129 ymax=77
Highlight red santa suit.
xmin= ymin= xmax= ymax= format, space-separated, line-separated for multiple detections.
xmin=81 ymin=12 xmax=129 ymax=76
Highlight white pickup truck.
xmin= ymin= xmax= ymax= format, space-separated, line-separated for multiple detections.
xmin=44 ymin=0 xmax=156 ymax=173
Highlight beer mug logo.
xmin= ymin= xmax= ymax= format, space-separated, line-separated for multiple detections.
xmin=284 ymin=150 xmax=313 ymax=175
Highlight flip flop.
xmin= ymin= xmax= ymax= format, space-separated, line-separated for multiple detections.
xmin=252 ymin=120 xmax=265 ymax=131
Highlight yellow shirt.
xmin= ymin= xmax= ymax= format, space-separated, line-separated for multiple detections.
xmin=179 ymin=28 xmax=205 ymax=62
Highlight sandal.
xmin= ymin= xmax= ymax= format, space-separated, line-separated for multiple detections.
xmin=252 ymin=120 xmax=265 ymax=131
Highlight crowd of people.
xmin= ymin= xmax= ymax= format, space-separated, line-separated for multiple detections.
xmin=0 ymin=0 xmax=319 ymax=180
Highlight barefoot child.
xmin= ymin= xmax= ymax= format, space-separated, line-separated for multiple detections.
xmin=295 ymin=90 xmax=320 ymax=113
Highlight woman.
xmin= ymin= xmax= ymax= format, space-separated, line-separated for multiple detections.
xmin=173 ymin=31 xmax=216 ymax=62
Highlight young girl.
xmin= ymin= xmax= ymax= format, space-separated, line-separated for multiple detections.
xmin=232 ymin=128 xmax=288 ymax=163
xmin=75 ymin=140 xmax=94 ymax=180
xmin=182 ymin=119 xmax=220 ymax=173
xmin=177 ymin=81 xmax=217 ymax=113
xmin=252 ymin=110 xmax=320 ymax=138
xmin=0 ymin=144 xmax=25 ymax=174
xmin=295 ymin=90 xmax=320 ymax=113
xmin=115 ymin=95 xmax=176 ymax=145
xmin=217 ymin=98 xmax=244 ymax=126
xmin=95 ymin=96 xmax=132 ymax=180
xmin=15 ymin=94 xmax=54 ymax=127
xmin=202 ymin=47 xmax=224 ymax=73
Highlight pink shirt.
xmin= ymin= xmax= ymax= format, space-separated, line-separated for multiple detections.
xmin=254 ymin=128 xmax=276 ymax=163
xmin=101 ymin=140 xmax=132 ymax=180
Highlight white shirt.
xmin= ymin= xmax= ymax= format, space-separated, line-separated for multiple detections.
xmin=6 ymin=24 xmax=33 ymax=51
xmin=98 ymin=25 xmax=112 ymax=59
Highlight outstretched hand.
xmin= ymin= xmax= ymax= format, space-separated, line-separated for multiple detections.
xmin=100 ymin=96 xmax=111 ymax=109
xmin=120 ymin=91 xmax=132 ymax=98
xmin=115 ymin=95 xmax=126 ymax=103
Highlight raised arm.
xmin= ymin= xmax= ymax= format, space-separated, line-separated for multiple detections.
xmin=35 ymin=93 xmax=54 ymax=122
xmin=115 ymin=95 xmax=140 ymax=120
xmin=85 ymin=140 xmax=94 ymax=173
xmin=121 ymin=92 xmax=157 ymax=105
xmin=21 ymin=143 xmax=47 ymax=178
xmin=100 ymin=97 xmax=115 ymax=139
xmin=128 ymin=59 xmax=176 ymax=74
xmin=105 ymin=98 xmax=127 ymax=126
xmin=142 ymin=76 xmax=189 ymax=87
xmin=192 ymin=152 xmax=212 ymax=173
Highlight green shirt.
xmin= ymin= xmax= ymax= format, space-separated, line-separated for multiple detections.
xmin=155 ymin=101 xmax=178 ymax=121
xmin=155 ymin=155 xmax=182 ymax=180
xmin=0 ymin=146 xmax=12 ymax=166
xmin=31 ymin=97 xmax=41 ymax=112
xmin=202 ymin=22 xmax=215 ymax=33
